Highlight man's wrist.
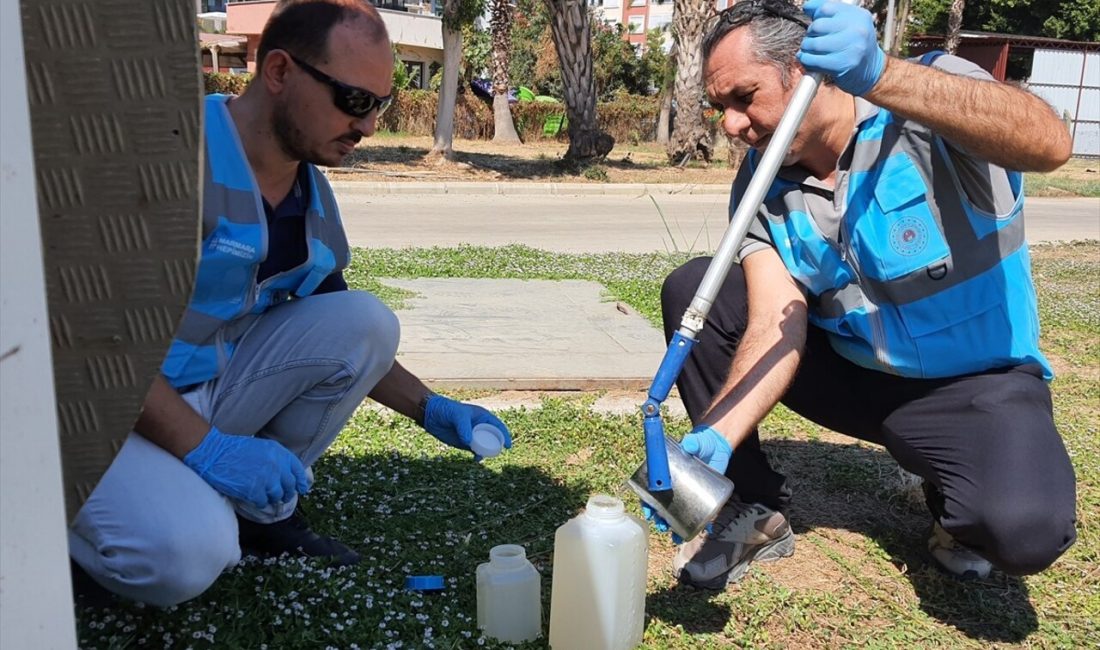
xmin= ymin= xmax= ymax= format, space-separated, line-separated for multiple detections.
xmin=416 ymin=391 xmax=437 ymax=427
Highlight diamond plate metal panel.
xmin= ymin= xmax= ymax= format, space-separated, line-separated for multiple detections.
xmin=20 ymin=0 xmax=202 ymax=521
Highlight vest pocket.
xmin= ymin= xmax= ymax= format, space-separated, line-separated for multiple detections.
xmin=850 ymin=155 xmax=950 ymax=282
xmin=894 ymin=270 xmax=1009 ymax=376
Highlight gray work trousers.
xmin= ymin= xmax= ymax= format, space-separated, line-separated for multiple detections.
xmin=68 ymin=291 xmax=400 ymax=606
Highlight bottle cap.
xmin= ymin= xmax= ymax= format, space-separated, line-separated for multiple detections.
xmin=470 ymin=423 xmax=504 ymax=458
xmin=405 ymin=575 xmax=445 ymax=591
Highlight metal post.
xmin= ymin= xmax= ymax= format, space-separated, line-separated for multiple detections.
xmin=1071 ymin=50 xmax=1087 ymax=153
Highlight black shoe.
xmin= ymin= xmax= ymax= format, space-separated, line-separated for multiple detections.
xmin=237 ymin=509 xmax=361 ymax=567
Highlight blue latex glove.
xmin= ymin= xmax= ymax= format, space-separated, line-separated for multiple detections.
xmin=641 ymin=425 xmax=732 ymax=542
xmin=798 ymin=0 xmax=886 ymax=97
xmin=422 ymin=395 xmax=513 ymax=460
xmin=680 ymin=425 xmax=734 ymax=476
xmin=641 ymin=502 xmax=684 ymax=545
xmin=183 ymin=426 xmax=310 ymax=509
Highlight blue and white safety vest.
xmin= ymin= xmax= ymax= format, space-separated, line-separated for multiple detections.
xmin=746 ymin=103 xmax=1050 ymax=380
xmin=161 ymin=94 xmax=351 ymax=388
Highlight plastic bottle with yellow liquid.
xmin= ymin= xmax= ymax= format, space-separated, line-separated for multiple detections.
xmin=548 ymin=494 xmax=648 ymax=649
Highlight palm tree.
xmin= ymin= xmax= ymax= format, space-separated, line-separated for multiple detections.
xmin=429 ymin=0 xmax=464 ymax=159
xmin=667 ymin=0 xmax=712 ymax=164
xmin=542 ymin=0 xmax=614 ymax=161
xmin=490 ymin=0 xmax=521 ymax=143
xmin=945 ymin=0 xmax=965 ymax=54
xmin=430 ymin=0 xmax=485 ymax=159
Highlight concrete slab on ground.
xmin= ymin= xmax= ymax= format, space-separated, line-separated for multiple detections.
xmin=381 ymin=278 xmax=666 ymax=390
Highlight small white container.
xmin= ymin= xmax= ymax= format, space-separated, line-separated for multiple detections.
xmin=549 ymin=494 xmax=648 ymax=650
xmin=470 ymin=423 xmax=504 ymax=458
xmin=476 ymin=544 xmax=542 ymax=644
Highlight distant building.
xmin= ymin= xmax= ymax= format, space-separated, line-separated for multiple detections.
xmin=589 ymin=0 xmax=732 ymax=52
xmin=225 ymin=0 xmax=443 ymax=89
xmin=911 ymin=31 xmax=1099 ymax=158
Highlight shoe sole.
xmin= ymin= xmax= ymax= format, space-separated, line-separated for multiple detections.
xmin=678 ymin=528 xmax=796 ymax=590
xmin=926 ymin=548 xmax=991 ymax=581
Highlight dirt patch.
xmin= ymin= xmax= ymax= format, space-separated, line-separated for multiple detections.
xmin=331 ymin=135 xmax=739 ymax=186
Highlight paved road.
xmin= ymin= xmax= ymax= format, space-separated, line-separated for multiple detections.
xmin=333 ymin=184 xmax=1099 ymax=252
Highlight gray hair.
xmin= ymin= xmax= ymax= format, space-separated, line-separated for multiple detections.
xmin=702 ymin=0 xmax=809 ymax=88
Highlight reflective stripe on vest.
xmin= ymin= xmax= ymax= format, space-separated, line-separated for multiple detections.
xmin=161 ymin=94 xmax=351 ymax=388
xmin=752 ymin=105 xmax=1049 ymax=379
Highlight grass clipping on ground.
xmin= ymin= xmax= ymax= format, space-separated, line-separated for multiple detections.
xmin=76 ymin=242 xmax=1099 ymax=649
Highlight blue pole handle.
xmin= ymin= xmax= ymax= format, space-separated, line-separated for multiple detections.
xmin=649 ymin=332 xmax=696 ymax=403
xmin=641 ymin=331 xmax=697 ymax=492
xmin=643 ymin=412 xmax=671 ymax=491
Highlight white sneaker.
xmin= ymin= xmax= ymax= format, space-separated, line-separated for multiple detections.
xmin=672 ymin=496 xmax=794 ymax=589
xmin=928 ymin=522 xmax=992 ymax=579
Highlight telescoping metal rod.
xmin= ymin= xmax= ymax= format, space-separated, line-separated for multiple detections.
xmin=641 ymin=0 xmax=863 ymax=489
xmin=641 ymin=70 xmax=828 ymax=492
xmin=680 ymin=69 xmax=825 ymax=335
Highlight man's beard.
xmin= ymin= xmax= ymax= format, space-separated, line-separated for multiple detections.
xmin=272 ymin=100 xmax=342 ymax=167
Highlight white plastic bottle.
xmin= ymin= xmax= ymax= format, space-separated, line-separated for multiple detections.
xmin=476 ymin=544 xmax=542 ymax=644
xmin=548 ymin=494 xmax=648 ymax=650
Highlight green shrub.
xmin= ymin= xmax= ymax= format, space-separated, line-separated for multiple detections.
xmin=597 ymin=93 xmax=659 ymax=143
xmin=582 ymin=164 xmax=609 ymax=181
xmin=203 ymin=71 xmax=251 ymax=95
xmin=377 ymin=90 xmax=663 ymax=143
xmin=377 ymin=89 xmax=493 ymax=139
xmin=512 ymin=101 xmax=570 ymax=141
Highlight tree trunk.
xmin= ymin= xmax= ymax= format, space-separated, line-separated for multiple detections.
xmin=667 ymin=0 xmax=712 ymax=164
xmin=431 ymin=4 xmax=463 ymax=159
xmin=889 ymin=0 xmax=910 ymax=56
xmin=492 ymin=94 xmax=519 ymax=142
xmin=657 ymin=90 xmax=672 ymax=145
xmin=491 ymin=0 xmax=521 ymax=143
xmin=543 ymin=0 xmax=613 ymax=162
xmin=726 ymin=132 xmax=748 ymax=168
xmin=945 ymin=0 xmax=964 ymax=54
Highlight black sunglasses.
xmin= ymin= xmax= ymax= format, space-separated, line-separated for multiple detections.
xmin=284 ymin=51 xmax=392 ymax=119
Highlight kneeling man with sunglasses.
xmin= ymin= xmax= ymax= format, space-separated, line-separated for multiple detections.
xmin=68 ymin=0 xmax=512 ymax=607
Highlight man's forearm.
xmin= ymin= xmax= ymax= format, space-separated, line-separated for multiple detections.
xmin=133 ymin=374 xmax=210 ymax=459
xmin=700 ymin=303 xmax=806 ymax=450
xmin=865 ymin=57 xmax=1072 ymax=172
xmin=367 ymin=361 xmax=432 ymax=424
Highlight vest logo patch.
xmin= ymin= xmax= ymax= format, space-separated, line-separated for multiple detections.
xmin=209 ymin=236 xmax=257 ymax=260
xmin=889 ymin=216 xmax=928 ymax=257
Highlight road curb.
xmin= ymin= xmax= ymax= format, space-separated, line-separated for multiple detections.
xmin=328 ymin=179 xmax=731 ymax=196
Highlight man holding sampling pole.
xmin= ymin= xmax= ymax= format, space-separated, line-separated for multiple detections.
xmin=654 ymin=0 xmax=1077 ymax=588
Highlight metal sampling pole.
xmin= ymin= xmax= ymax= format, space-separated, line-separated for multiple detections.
xmin=639 ymin=0 xmax=863 ymax=493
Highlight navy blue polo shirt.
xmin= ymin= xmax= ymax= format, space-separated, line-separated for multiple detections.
xmin=257 ymin=164 xmax=348 ymax=294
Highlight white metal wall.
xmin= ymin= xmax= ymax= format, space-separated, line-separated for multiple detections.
xmin=1029 ymin=48 xmax=1100 ymax=158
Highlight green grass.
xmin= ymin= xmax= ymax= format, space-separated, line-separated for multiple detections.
xmin=1025 ymin=159 xmax=1100 ymax=198
xmin=1024 ymin=174 xmax=1100 ymax=197
xmin=75 ymin=242 xmax=1099 ymax=648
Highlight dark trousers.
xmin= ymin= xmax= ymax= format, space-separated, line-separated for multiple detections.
xmin=661 ymin=257 xmax=1077 ymax=575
